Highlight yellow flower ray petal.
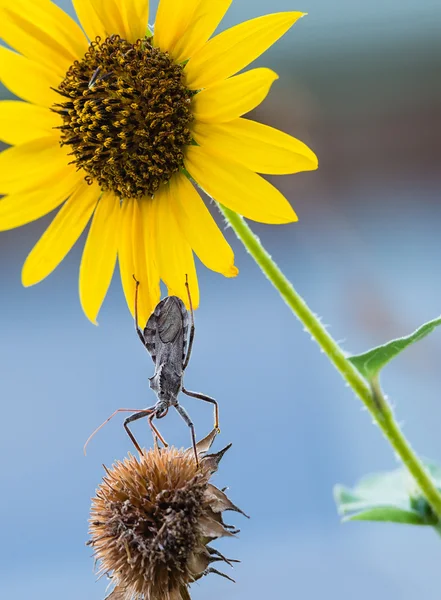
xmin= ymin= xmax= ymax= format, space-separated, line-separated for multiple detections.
xmin=192 ymin=118 xmax=319 ymax=174
xmin=84 ymin=0 xmax=147 ymax=42
xmin=79 ymin=191 xmax=119 ymax=325
xmin=185 ymin=145 xmax=297 ymax=224
xmin=0 ymin=101 xmax=59 ymax=145
xmin=0 ymin=47 xmax=61 ymax=107
xmin=87 ymin=0 xmax=125 ymax=39
xmin=192 ymin=68 xmax=278 ymax=123
xmin=118 ymin=200 xmax=137 ymax=319
xmin=0 ymin=168 xmax=84 ymax=231
xmin=120 ymin=0 xmax=150 ymax=42
xmin=139 ymin=198 xmax=161 ymax=323
xmin=132 ymin=199 xmax=159 ymax=326
xmin=118 ymin=199 xmax=157 ymax=326
xmin=22 ymin=181 xmax=101 ymax=287
xmin=172 ymin=0 xmax=232 ymax=63
xmin=0 ymin=136 xmax=72 ymax=195
xmin=153 ymin=0 xmax=199 ymax=55
xmin=0 ymin=0 xmax=88 ymax=76
xmin=185 ymin=11 xmax=304 ymax=90
xmin=72 ymin=0 xmax=107 ymax=41
xmin=169 ymin=173 xmax=238 ymax=277
xmin=155 ymin=185 xmax=199 ymax=310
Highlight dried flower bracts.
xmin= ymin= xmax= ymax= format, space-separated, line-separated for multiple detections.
xmin=89 ymin=431 xmax=246 ymax=600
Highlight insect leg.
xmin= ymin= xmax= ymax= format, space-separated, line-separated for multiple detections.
xmin=147 ymin=412 xmax=169 ymax=448
xmin=174 ymin=403 xmax=199 ymax=466
xmin=182 ymin=387 xmax=220 ymax=431
xmin=123 ymin=407 xmax=156 ymax=454
xmin=132 ymin=274 xmax=145 ymax=346
xmin=183 ymin=274 xmax=195 ymax=371
xmin=84 ymin=407 xmax=146 ymax=455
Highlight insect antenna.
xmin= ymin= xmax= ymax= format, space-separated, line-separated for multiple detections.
xmin=83 ymin=408 xmax=145 ymax=455
xmin=123 ymin=409 xmax=169 ymax=454
xmin=132 ymin=274 xmax=145 ymax=346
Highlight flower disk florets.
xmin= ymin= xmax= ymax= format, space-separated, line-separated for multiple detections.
xmin=55 ymin=35 xmax=194 ymax=199
xmin=89 ymin=440 xmax=245 ymax=600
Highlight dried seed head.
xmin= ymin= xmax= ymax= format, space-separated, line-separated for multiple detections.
xmin=89 ymin=431 xmax=246 ymax=600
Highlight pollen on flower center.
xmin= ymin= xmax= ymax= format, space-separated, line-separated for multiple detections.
xmin=54 ymin=35 xmax=194 ymax=199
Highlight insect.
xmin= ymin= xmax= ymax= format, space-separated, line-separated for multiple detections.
xmin=88 ymin=48 xmax=133 ymax=90
xmin=88 ymin=66 xmax=102 ymax=89
xmin=84 ymin=276 xmax=219 ymax=464
xmin=87 ymin=67 xmax=114 ymax=90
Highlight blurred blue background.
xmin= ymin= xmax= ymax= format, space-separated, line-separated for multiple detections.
xmin=1 ymin=0 xmax=441 ymax=598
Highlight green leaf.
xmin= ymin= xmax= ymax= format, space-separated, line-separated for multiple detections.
xmin=348 ymin=316 xmax=441 ymax=380
xmin=344 ymin=506 xmax=426 ymax=525
xmin=334 ymin=466 xmax=441 ymax=527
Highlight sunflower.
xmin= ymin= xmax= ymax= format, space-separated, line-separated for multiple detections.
xmin=0 ymin=0 xmax=318 ymax=325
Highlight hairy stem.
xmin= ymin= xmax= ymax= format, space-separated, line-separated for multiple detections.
xmin=220 ymin=204 xmax=441 ymax=519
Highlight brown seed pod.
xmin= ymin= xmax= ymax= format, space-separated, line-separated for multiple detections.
xmin=88 ymin=430 xmax=247 ymax=600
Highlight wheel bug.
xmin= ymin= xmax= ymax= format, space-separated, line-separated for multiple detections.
xmin=84 ymin=276 xmax=219 ymax=465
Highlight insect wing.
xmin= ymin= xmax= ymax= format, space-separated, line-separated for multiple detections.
xmin=144 ymin=296 xmax=188 ymax=365
xmin=157 ymin=297 xmax=187 ymax=343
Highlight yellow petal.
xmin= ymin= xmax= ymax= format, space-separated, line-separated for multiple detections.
xmin=155 ymin=185 xmax=200 ymax=310
xmin=0 ymin=101 xmax=59 ymax=145
xmin=134 ymin=199 xmax=159 ymax=326
xmin=118 ymin=199 xmax=158 ymax=326
xmin=0 ymin=46 xmax=61 ymax=107
xmin=185 ymin=145 xmax=297 ymax=224
xmin=154 ymin=0 xmax=199 ymax=54
xmin=22 ymin=181 xmax=100 ymax=287
xmin=79 ymin=0 xmax=148 ymax=42
xmin=118 ymin=200 xmax=137 ymax=319
xmin=72 ymin=0 xmax=106 ymax=41
xmin=192 ymin=68 xmax=278 ymax=123
xmin=172 ymin=0 xmax=232 ymax=62
xmin=138 ymin=197 xmax=161 ymax=323
xmin=0 ymin=167 xmax=84 ymax=231
xmin=169 ymin=173 xmax=237 ymax=277
xmin=185 ymin=11 xmax=304 ymax=90
xmin=192 ymin=118 xmax=318 ymax=174
xmin=98 ymin=0 xmax=149 ymax=42
xmin=0 ymin=136 xmax=72 ymax=195
xmin=88 ymin=0 xmax=125 ymax=39
xmin=79 ymin=191 xmax=119 ymax=325
xmin=119 ymin=0 xmax=150 ymax=42
xmin=0 ymin=0 xmax=88 ymax=77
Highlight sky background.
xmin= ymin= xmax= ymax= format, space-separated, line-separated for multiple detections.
xmin=1 ymin=0 xmax=441 ymax=598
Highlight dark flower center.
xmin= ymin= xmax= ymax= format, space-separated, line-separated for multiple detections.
xmin=54 ymin=35 xmax=194 ymax=199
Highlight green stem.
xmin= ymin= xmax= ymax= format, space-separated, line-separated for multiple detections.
xmin=220 ymin=204 xmax=441 ymax=519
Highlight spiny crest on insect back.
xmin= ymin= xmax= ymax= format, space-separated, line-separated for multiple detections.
xmin=53 ymin=35 xmax=195 ymax=199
